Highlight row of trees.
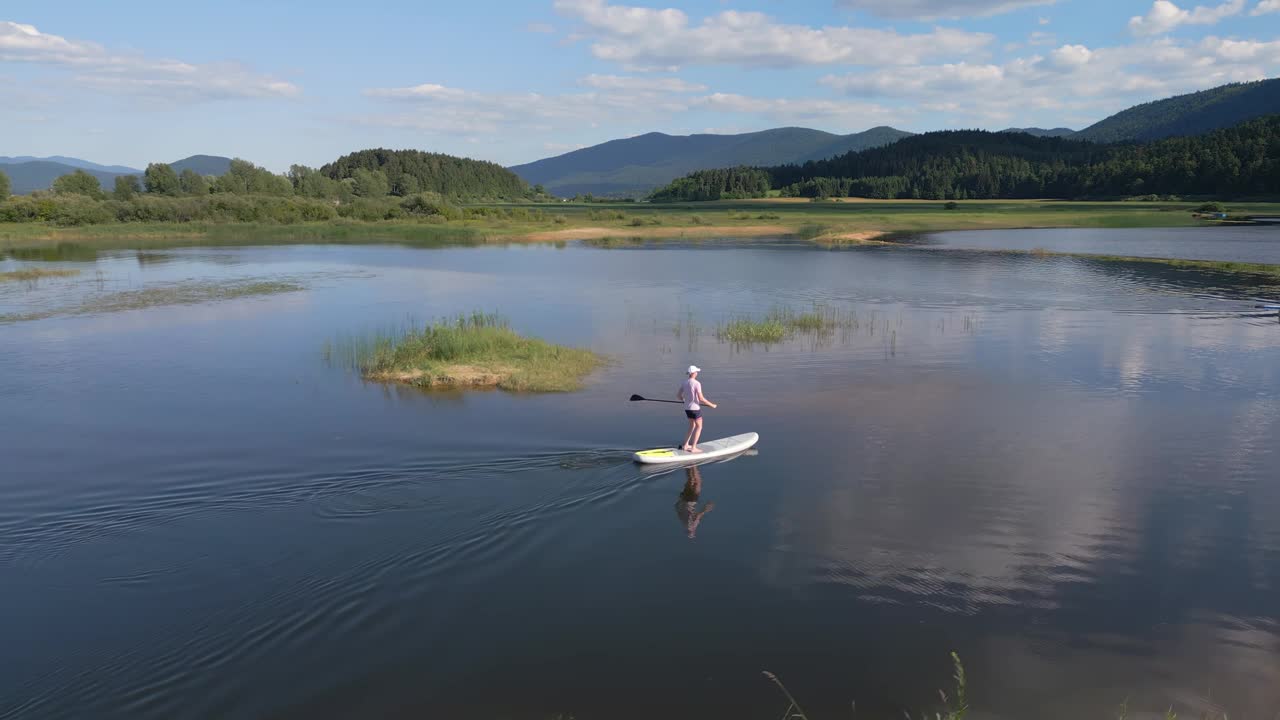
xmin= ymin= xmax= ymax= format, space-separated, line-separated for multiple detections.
xmin=0 ymin=148 xmax=545 ymax=209
xmin=0 ymin=148 xmax=561 ymax=226
xmin=648 ymin=116 xmax=1280 ymax=201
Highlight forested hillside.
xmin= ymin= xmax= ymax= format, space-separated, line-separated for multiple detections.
xmin=322 ymin=149 xmax=528 ymax=198
xmin=1076 ymin=79 xmax=1280 ymax=143
xmin=648 ymin=117 xmax=1280 ymax=201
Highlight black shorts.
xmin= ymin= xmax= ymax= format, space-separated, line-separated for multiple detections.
xmin=685 ymin=409 xmax=702 ymax=420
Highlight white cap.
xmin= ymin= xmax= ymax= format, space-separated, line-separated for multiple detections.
xmin=687 ymin=365 xmax=701 ymax=374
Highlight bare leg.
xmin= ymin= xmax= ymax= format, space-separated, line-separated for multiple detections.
xmin=689 ymin=417 xmax=704 ymax=452
xmin=683 ymin=418 xmax=697 ymax=451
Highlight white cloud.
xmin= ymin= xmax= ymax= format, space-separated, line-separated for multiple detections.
xmin=1039 ymin=16 xmax=1052 ymax=24
xmin=835 ymin=0 xmax=1056 ymax=19
xmin=1128 ymin=0 xmax=1244 ymax=36
xmin=821 ymin=35 xmax=1276 ymax=126
xmin=1253 ymin=0 xmax=1280 ymax=13
xmin=689 ymin=93 xmax=899 ymax=125
xmin=543 ymin=141 xmax=587 ymax=152
xmin=362 ymin=81 xmax=900 ymax=139
xmin=553 ymin=0 xmax=992 ymax=67
xmin=578 ymin=73 xmax=706 ymax=92
xmin=1198 ymin=35 xmax=1280 ymax=61
xmin=0 ymin=20 xmax=298 ymax=101
xmin=363 ymin=81 xmax=691 ymax=138
xmin=1048 ymin=44 xmax=1094 ymax=68
xmin=822 ymin=63 xmax=1006 ymax=97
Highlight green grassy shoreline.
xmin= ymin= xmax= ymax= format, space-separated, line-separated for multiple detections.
xmin=5 ymin=198 xmax=1278 ymax=252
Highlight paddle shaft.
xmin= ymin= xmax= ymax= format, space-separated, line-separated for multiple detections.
xmin=631 ymin=395 xmax=683 ymax=404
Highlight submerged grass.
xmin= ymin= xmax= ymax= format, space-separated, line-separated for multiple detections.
xmin=1001 ymin=247 xmax=1280 ymax=280
xmin=1074 ymin=253 xmax=1280 ymax=278
xmin=326 ymin=312 xmax=604 ymax=392
xmin=0 ymin=278 xmax=304 ymax=323
xmin=717 ymin=304 xmax=856 ymax=345
xmin=0 ymin=267 xmax=80 ymax=282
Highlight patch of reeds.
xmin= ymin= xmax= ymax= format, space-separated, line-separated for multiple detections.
xmin=325 ymin=312 xmax=604 ymax=392
xmin=795 ymin=223 xmax=832 ymax=240
xmin=716 ymin=304 xmax=856 ymax=345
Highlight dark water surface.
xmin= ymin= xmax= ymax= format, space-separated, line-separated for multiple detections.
xmin=3 ymin=234 xmax=1280 ymax=719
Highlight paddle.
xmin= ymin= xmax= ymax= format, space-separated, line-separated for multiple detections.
xmin=630 ymin=394 xmax=683 ymax=404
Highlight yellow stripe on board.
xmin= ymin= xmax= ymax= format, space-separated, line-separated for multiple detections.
xmin=635 ymin=449 xmax=676 ymax=457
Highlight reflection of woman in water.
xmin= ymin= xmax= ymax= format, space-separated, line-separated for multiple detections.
xmin=675 ymin=465 xmax=714 ymax=538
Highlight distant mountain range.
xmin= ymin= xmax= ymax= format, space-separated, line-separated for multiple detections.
xmin=169 ymin=155 xmax=233 ymax=176
xmin=0 ymin=156 xmax=141 ymax=174
xmin=509 ymin=126 xmax=913 ymax=197
xmin=512 ymin=78 xmax=1280 ymax=197
xmin=0 ymin=155 xmax=232 ymax=194
xmin=0 ymin=162 xmax=129 ymax=195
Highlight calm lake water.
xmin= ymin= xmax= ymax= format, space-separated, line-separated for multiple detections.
xmin=2 ymin=230 xmax=1280 ymax=720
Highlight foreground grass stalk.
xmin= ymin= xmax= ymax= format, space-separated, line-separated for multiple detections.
xmin=762 ymin=671 xmax=811 ymax=720
xmin=763 ymin=654 xmax=1239 ymax=720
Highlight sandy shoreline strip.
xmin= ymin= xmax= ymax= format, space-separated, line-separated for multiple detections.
xmin=817 ymin=230 xmax=888 ymax=243
xmin=511 ymin=224 xmax=792 ymax=242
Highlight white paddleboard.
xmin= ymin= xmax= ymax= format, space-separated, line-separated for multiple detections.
xmin=633 ymin=432 xmax=759 ymax=465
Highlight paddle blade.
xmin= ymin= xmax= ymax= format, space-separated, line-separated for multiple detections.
xmin=630 ymin=394 xmax=645 ymax=401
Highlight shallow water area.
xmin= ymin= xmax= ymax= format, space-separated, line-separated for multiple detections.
xmin=2 ymin=231 xmax=1279 ymax=719
xmin=915 ymin=225 xmax=1280 ymax=264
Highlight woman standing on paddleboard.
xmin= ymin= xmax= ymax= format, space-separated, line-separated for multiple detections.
xmin=677 ymin=365 xmax=717 ymax=453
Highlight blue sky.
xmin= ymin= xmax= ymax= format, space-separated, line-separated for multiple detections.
xmin=2 ymin=0 xmax=1278 ymax=170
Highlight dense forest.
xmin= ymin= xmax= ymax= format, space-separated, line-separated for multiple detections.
xmin=648 ymin=167 xmax=772 ymax=202
xmin=321 ymin=149 xmax=527 ymax=199
xmin=648 ymin=115 xmax=1280 ymax=201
